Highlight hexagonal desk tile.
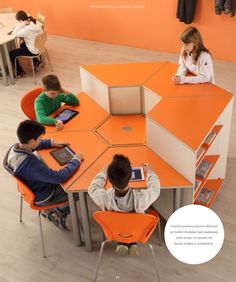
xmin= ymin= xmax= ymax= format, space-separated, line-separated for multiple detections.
xmin=37 ymin=130 xmax=108 ymax=189
xmin=143 ymin=62 xmax=233 ymax=99
xmin=81 ymin=61 xmax=166 ymax=86
xmin=67 ymin=145 xmax=191 ymax=192
xmin=45 ymin=92 xmax=110 ymax=132
xmin=96 ymin=114 xmax=146 ymax=145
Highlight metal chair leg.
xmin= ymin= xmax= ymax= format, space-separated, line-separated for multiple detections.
xmin=94 ymin=240 xmax=109 ymax=282
xmin=30 ymin=58 xmax=36 ymax=84
xmin=158 ymin=220 xmax=162 ymax=246
xmin=148 ymin=243 xmax=161 ymax=282
xmin=38 ymin=211 xmax=46 ymax=258
xmin=45 ymin=49 xmax=54 ymax=72
xmin=14 ymin=57 xmax=17 ymax=80
xmin=19 ymin=196 xmax=23 ymax=222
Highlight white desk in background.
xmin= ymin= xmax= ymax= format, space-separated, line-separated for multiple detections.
xmin=0 ymin=13 xmax=16 ymax=86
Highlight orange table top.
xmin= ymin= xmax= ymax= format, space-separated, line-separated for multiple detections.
xmin=67 ymin=146 xmax=191 ymax=192
xmin=81 ymin=62 xmax=166 ymax=86
xmin=38 ymin=131 xmax=108 ymax=189
xmin=96 ymin=114 xmax=146 ymax=145
xmin=148 ymin=94 xmax=232 ymax=150
xmin=45 ymin=92 xmax=110 ymax=132
xmin=143 ymin=62 xmax=233 ymax=99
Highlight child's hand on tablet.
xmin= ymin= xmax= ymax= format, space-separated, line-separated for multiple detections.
xmin=142 ymin=163 xmax=152 ymax=173
xmin=172 ymin=75 xmax=181 ymax=84
xmin=51 ymin=141 xmax=70 ymax=148
xmin=55 ymin=120 xmax=64 ymax=131
xmin=74 ymin=153 xmax=84 ymax=162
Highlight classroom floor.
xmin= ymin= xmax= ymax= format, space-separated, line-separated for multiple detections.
xmin=0 ymin=35 xmax=235 ymax=282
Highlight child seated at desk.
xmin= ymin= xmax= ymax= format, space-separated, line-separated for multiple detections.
xmin=172 ymin=26 xmax=215 ymax=84
xmin=88 ymin=154 xmax=160 ymax=256
xmin=34 ymin=74 xmax=79 ymax=130
xmin=3 ymin=120 xmax=83 ymax=230
xmin=10 ymin=10 xmax=43 ymax=78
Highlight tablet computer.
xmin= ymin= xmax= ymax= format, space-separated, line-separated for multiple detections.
xmin=54 ymin=109 xmax=79 ymax=124
xmin=50 ymin=146 xmax=75 ymax=166
xmin=130 ymin=167 xmax=145 ymax=181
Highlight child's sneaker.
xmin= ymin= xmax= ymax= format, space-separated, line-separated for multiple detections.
xmin=15 ymin=70 xmax=26 ymax=79
xmin=34 ymin=61 xmax=43 ymax=72
xmin=129 ymin=243 xmax=139 ymax=256
xmin=115 ymin=244 xmax=129 ymax=256
xmin=41 ymin=209 xmax=53 ymax=220
xmin=42 ymin=210 xmax=68 ymax=230
xmin=50 ymin=211 xmax=68 ymax=231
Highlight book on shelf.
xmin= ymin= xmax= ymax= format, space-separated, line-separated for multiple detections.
xmin=197 ymin=147 xmax=206 ymax=160
xmin=196 ymin=187 xmax=214 ymax=205
xmin=196 ymin=160 xmax=212 ymax=179
xmin=203 ymin=131 xmax=217 ymax=145
xmin=194 ymin=180 xmax=202 ymax=192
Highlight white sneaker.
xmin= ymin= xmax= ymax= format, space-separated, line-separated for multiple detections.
xmin=115 ymin=244 xmax=129 ymax=256
xmin=129 ymin=244 xmax=139 ymax=256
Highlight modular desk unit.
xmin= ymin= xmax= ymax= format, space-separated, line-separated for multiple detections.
xmin=39 ymin=62 xmax=233 ymax=252
xmin=0 ymin=13 xmax=16 ymax=85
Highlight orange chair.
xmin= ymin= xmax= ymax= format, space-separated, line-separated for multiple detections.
xmin=93 ymin=211 xmax=161 ymax=282
xmin=20 ymin=87 xmax=42 ymax=120
xmin=16 ymin=177 xmax=69 ymax=258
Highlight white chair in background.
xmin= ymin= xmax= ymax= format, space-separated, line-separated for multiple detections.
xmin=15 ymin=31 xmax=53 ymax=84
xmin=36 ymin=13 xmax=45 ymax=30
xmin=0 ymin=7 xmax=13 ymax=13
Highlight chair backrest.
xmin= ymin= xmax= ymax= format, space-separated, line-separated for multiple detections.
xmin=0 ymin=7 xmax=13 ymax=13
xmin=21 ymin=87 xmax=43 ymax=120
xmin=16 ymin=177 xmax=36 ymax=209
xmin=35 ymin=32 xmax=47 ymax=54
xmin=93 ymin=211 xmax=157 ymax=244
xmin=36 ymin=13 xmax=45 ymax=30
xmin=15 ymin=177 xmax=69 ymax=211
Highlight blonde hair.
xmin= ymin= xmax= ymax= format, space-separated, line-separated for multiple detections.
xmin=181 ymin=26 xmax=210 ymax=64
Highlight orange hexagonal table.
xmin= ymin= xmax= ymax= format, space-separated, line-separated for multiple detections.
xmin=37 ymin=130 xmax=108 ymax=189
xmin=96 ymin=114 xmax=146 ymax=145
xmin=45 ymin=92 xmax=110 ymax=132
xmin=67 ymin=145 xmax=191 ymax=192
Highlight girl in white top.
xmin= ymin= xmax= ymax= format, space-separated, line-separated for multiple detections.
xmin=173 ymin=26 xmax=215 ymax=84
xmin=9 ymin=10 xmax=43 ymax=77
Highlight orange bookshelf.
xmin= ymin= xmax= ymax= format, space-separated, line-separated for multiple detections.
xmin=194 ymin=179 xmax=224 ymax=208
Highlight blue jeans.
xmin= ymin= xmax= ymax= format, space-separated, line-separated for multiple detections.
xmin=35 ymin=185 xmax=79 ymax=216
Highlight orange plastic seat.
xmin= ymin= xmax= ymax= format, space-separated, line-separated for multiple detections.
xmin=16 ymin=177 xmax=69 ymax=258
xmin=20 ymin=87 xmax=42 ymax=120
xmin=93 ymin=211 xmax=162 ymax=282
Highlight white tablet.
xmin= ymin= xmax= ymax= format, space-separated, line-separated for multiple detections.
xmin=130 ymin=167 xmax=145 ymax=181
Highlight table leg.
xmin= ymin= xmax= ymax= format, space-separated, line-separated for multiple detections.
xmin=174 ymin=188 xmax=181 ymax=211
xmin=79 ymin=191 xmax=93 ymax=252
xmin=68 ymin=192 xmax=82 ymax=246
xmin=3 ymin=43 xmax=15 ymax=85
xmin=0 ymin=48 xmax=8 ymax=86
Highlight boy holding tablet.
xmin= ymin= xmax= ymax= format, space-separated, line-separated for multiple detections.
xmin=34 ymin=74 xmax=79 ymax=130
xmin=88 ymin=154 xmax=160 ymax=256
xmin=3 ymin=120 xmax=84 ymax=230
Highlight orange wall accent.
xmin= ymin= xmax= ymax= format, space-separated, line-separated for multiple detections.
xmin=1 ymin=0 xmax=236 ymax=62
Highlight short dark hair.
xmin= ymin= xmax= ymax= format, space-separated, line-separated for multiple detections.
xmin=17 ymin=120 xmax=45 ymax=144
xmin=107 ymin=154 xmax=132 ymax=189
xmin=42 ymin=74 xmax=61 ymax=91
